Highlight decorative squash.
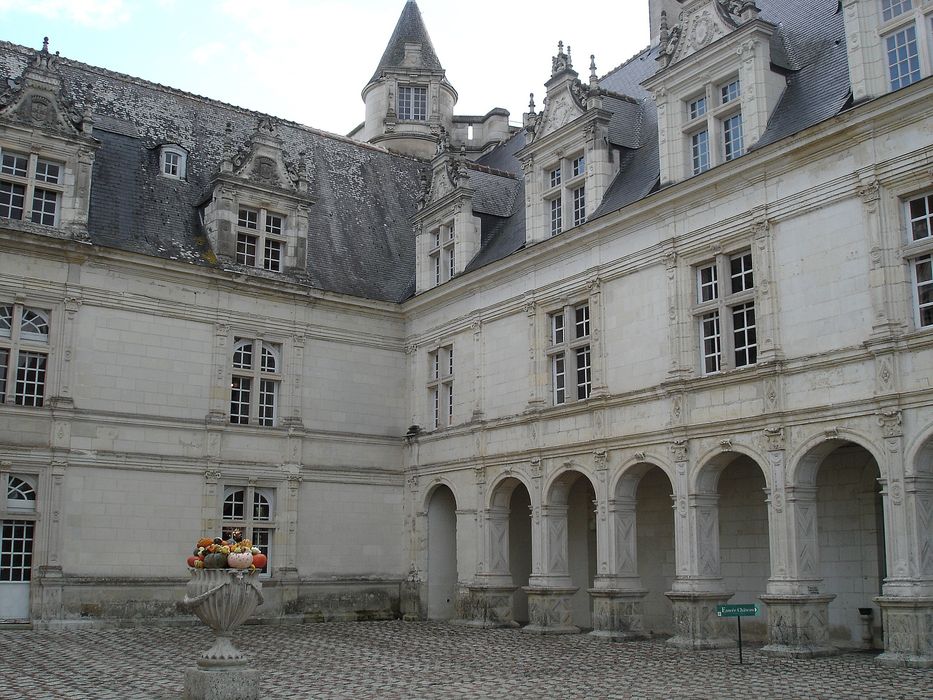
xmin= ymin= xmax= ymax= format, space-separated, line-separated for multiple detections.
xmin=186 ymin=555 xmax=199 ymax=568
xmin=197 ymin=538 xmax=214 ymax=549
xmin=227 ymin=551 xmax=253 ymax=569
xmin=204 ymin=552 xmax=227 ymax=569
xmin=251 ymin=553 xmax=267 ymax=570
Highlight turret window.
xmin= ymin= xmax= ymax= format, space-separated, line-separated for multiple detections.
xmin=398 ymin=85 xmax=427 ymax=121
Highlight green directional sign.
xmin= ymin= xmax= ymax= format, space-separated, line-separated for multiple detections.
xmin=717 ymin=603 xmax=759 ymax=617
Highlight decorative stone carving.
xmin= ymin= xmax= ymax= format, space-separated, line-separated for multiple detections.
xmin=670 ymin=439 xmax=688 ymax=462
xmin=877 ymin=409 xmax=902 ymax=438
xmin=763 ymin=426 xmax=785 ymax=452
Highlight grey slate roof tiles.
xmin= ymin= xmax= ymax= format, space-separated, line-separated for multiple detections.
xmin=0 ymin=0 xmax=862 ymax=301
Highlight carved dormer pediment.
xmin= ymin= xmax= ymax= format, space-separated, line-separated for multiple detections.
xmin=658 ymin=0 xmax=761 ymax=68
xmin=0 ymin=39 xmax=92 ymax=138
xmin=529 ymin=42 xmax=587 ymax=143
xmin=221 ymin=118 xmax=306 ymax=195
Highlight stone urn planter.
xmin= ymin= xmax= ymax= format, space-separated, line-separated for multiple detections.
xmin=182 ymin=568 xmax=264 ymax=700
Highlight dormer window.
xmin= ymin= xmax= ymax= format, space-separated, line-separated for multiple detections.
xmin=720 ymin=78 xmax=741 ymax=104
xmin=428 ymin=221 xmax=455 ymax=286
xmin=160 ymin=146 xmax=187 ymax=179
xmin=0 ymin=149 xmax=64 ymax=226
xmin=877 ymin=0 xmax=930 ymax=91
xmin=398 ymin=85 xmax=427 ymax=121
xmin=543 ymin=152 xmax=588 ymax=236
xmin=236 ymin=206 xmax=285 ymax=272
xmin=680 ymin=76 xmax=745 ymax=176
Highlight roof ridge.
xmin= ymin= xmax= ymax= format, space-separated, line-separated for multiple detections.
xmin=598 ymin=43 xmax=654 ymax=82
xmin=463 ymin=161 xmax=518 ymax=179
xmin=0 ymin=39 xmax=421 ymax=162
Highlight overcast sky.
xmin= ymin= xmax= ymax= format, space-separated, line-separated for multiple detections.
xmin=0 ymin=0 xmax=650 ymax=136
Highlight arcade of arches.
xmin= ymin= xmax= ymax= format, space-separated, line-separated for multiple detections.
xmin=410 ymin=426 xmax=933 ymax=666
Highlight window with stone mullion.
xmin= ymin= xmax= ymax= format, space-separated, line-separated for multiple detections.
xmin=694 ymin=251 xmax=756 ymax=374
xmin=0 ymin=303 xmax=50 ymax=407
xmin=222 ymin=485 xmax=275 ymax=575
xmin=0 ymin=150 xmax=63 ymax=226
xmin=230 ymin=338 xmax=281 ymax=426
xmin=427 ymin=345 xmax=454 ymax=429
xmin=547 ymin=302 xmax=591 ymax=405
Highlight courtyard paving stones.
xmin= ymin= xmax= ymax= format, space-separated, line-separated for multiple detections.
xmin=0 ymin=621 xmax=930 ymax=699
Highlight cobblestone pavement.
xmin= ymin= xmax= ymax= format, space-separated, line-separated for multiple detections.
xmin=0 ymin=621 xmax=930 ymax=699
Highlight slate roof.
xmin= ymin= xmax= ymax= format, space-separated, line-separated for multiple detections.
xmin=0 ymin=41 xmax=423 ymax=303
xmin=369 ymin=1 xmax=445 ymax=85
xmin=0 ymin=1 xmax=862 ymax=301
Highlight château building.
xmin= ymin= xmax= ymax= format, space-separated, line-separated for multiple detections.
xmin=1 ymin=0 xmax=932 ymax=667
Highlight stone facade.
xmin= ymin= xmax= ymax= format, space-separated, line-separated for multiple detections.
xmin=1 ymin=0 xmax=932 ymax=669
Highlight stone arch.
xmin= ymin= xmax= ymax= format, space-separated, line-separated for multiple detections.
xmin=789 ymin=430 xmax=887 ymax=487
xmin=905 ymin=422 xmax=933 ymax=476
xmin=692 ymin=444 xmax=771 ymax=494
xmin=612 ymin=456 xmax=676 ymax=500
xmin=422 ymin=477 xmax=460 ymax=513
xmin=545 ymin=464 xmax=598 ymax=506
xmin=488 ymin=470 xmax=534 ymax=510
xmin=426 ymin=483 xmax=458 ymax=620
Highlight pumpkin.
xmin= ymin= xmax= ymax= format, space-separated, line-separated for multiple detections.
xmin=204 ymin=552 xmax=227 ymax=569
xmin=186 ymin=555 xmax=199 ymax=568
xmin=197 ymin=538 xmax=214 ymax=549
xmin=227 ymin=551 xmax=253 ymax=569
xmin=251 ymin=553 xmax=267 ymax=570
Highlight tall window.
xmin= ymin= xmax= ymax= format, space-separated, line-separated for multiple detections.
xmin=0 ymin=148 xmax=64 ymax=227
xmin=682 ymin=76 xmax=744 ymax=176
xmin=236 ymin=206 xmax=286 ymax=272
xmin=427 ymin=345 xmax=454 ymax=429
xmin=230 ymin=338 xmax=282 ymax=426
xmin=222 ymin=485 xmax=274 ymax=575
xmin=694 ymin=251 xmax=756 ymax=374
xmin=543 ymin=151 xmax=587 ymax=236
xmin=906 ymin=192 xmax=933 ymax=328
xmin=547 ymin=302 xmax=591 ymax=404
xmin=878 ymin=0 xmax=930 ymax=91
xmin=0 ymin=304 xmax=50 ymax=407
xmin=427 ymin=221 xmax=456 ymax=287
xmin=397 ymin=85 xmax=427 ymax=121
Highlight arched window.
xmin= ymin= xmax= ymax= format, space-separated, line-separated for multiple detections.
xmin=0 ymin=306 xmax=11 ymax=338
xmin=6 ymin=475 xmax=37 ymax=511
xmin=0 ymin=302 xmax=50 ymax=406
xmin=19 ymin=308 xmax=49 ymax=342
xmin=229 ymin=337 xmax=282 ymax=426
xmin=220 ymin=484 xmax=275 ymax=574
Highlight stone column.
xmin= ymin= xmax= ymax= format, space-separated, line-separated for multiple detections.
xmin=524 ymin=504 xmax=578 ymax=634
xmin=456 ymin=504 xmax=516 ymax=628
xmin=470 ymin=317 xmax=484 ymax=420
xmin=36 ymin=459 xmax=66 ymax=622
xmin=666 ymin=489 xmax=733 ymax=649
xmin=588 ymin=277 xmax=607 ymax=397
xmin=761 ymin=430 xmax=837 ymax=658
xmin=875 ymin=411 xmax=933 ymax=668
xmin=590 ymin=495 xmax=647 ymax=640
xmin=524 ymin=298 xmax=545 ymax=410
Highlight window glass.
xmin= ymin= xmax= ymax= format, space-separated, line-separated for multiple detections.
xmin=881 ymin=0 xmax=912 ymax=21
xmin=886 ymin=26 xmax=921 ymax=90
xmin=909 ymin=194 xmax=933 ymax=241
xmin=688 ymin=96 xmax=707 ymax=120
xmin=720 ymin=79 xmax=741 ymax=104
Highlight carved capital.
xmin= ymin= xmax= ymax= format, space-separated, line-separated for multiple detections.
xmin=877 ymin=409 xmax=902 ymax=438
xmin=670 ymin=439 xmax=688 ymax=463
xmin=204 ymin=468 xmax=222 ymax=483
xmin=763 ymin=426 xmax=785 ymax=452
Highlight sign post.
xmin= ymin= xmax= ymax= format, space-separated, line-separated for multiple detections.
xmin=716 ymin=603 xmax=759 ymax=664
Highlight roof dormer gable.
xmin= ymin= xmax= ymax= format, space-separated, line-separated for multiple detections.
xmin=218 ymin=118 xmax=307 ymax=196
xmin=658 ymin=0 xmax=762 ymax=69
xmin=527 ymin=42 xmax=588 ymax=144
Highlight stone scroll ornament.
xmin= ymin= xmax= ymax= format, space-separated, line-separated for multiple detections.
xmin=181 ymin=529 xmax=265 ymax=699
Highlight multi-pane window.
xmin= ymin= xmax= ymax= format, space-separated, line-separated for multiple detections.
xmin=549 ymin=197 xmax=563 ymax=236
xmin=688 ymin=96 xmax=707 ymax=120
xmin=720 ymin=78 xmax=741 ymax=104
xmin=885 ymin=25 xmax=921 ymax=89
xmin=0 ymin=304 xmax=50 ymax=407
xmin=572 ymin=186 xmax=586 ymax=226
xmin=547 ymin=302 xmax=591 ymax=404
xmin=229 ymin=338 xmax=282 ymax=426
xmin=427 ymin=345 xmax=454 ymax=429
xmin=694 ymin=251 xmax=756 ymax=374
xmin=222 ymin=485 xmax=274 ymax=575
xmin=0 ymin=149 xmax=64 ymax=227
xmin=398 ymin=85 xmax=427 ymax=121
xmin=882 ymin=0 xmax=912 ymax=21
xmin=544 ymin=152 xmax=587 ymax=235
xmin=906 ymin=193 xmax=933 ymax=328
xmin=427 ymin=221 xmax=456 ymax=288
xmin=879 ymin=0 xmax=931 ymax=92
xmin=691 ymin=130 xmax=710 ymax=175
xmin=722 ymin=114 xmax=744 ymax=161
xmin=160 ymin=147 xmax=186 ymax=179
xmin=236 ymin=206 xmax=286 ymax=272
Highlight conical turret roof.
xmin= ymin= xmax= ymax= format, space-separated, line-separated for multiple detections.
xmin=369 ymin=1 xmax=444 ymax=84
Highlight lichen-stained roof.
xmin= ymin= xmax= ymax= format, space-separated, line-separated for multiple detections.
xmin=0 ymin=40 xmax=423 ymax=303
xmin=369 ymin=0 xmax=444 ymax=85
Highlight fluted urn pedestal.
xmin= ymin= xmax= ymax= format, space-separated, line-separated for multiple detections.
xmin=182 ymin=568 xmax=264 ymax=700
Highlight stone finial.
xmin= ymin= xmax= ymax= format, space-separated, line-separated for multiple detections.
xmin=551 ymin=40 xmax=574 ymax=76
xmin=528 ymin=93 xmax=536 ymax=114
xmin=42 ymin=36 xmax=49 ymax=53
xmin=589 ymin=54 xmax=598 ymax=89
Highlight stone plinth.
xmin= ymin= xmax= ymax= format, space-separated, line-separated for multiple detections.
xmin=874 ymin=595 xmax=933 ymax=668
xmin=522 ymin=586 xmax=579 ymax=634
xmin=665 ymin=591 xmax=734 ymax=649
xmin=452 ymin=584 xmax=518 ymax=628
xmin=588 ymin=588 xmax=648 ymax=641
xmin=760 ymin=594 xmax=838 ymax=658
xmin=182 ymin=568 xmax=264 ymax=700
